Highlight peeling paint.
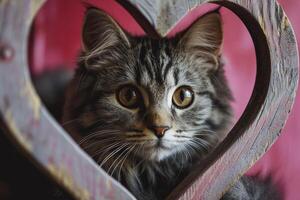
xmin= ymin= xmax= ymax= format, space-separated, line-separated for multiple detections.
xmin=258 ymin=15 xmax=266 ymax=34
xmin=48 ymin=164 xmax=90 ymax=200
xmin=21 ymin=80 xmax=41 ymax=120
xmin=106 ymin=178 xmax=112 ymax=189
xmin=28 ymin=0 xmax=45 ymax=25
xmin=4 ymin=109 xmax=33 ymax=151
xmin=281 ymin=15 xmax=289 ymax=31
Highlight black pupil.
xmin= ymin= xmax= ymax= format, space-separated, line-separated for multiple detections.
xmin=180 ymin=90 xmax=186 ymax=102
xmin=125 ymin=89 xmax=135 ymax=102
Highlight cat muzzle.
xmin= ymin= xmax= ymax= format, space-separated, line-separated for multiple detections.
xmin=150 ymin=126 xmax=170 ymax=138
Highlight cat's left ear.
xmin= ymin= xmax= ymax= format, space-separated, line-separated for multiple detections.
xmin=179 ymin=12 xmax=223 ymax=56
xmin=82 ymin=8 xmax=131 ymax=52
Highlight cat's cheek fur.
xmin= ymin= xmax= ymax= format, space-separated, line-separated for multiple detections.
xmin=141 ymin=130 xmax=188 ymax=161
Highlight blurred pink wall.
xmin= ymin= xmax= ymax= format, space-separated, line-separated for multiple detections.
xmin=30 ymin=0 xmax=300 ymax=199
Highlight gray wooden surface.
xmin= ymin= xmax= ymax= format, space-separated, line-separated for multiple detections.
xmin=0 ymin=0 xmax=298 ymax=200
xmin=0 ymin=0 xmax=135 ymax=199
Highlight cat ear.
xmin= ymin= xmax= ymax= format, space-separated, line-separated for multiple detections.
xmin=82 ymin=8 xmax=130 ymax=52
xmin=179 ymin=12 xmax=223 ymax=55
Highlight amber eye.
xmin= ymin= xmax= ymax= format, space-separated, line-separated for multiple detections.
xmin=117 ymin=85 xmax=142 ymax=109
xmin=172 ymin=86 xmax=194 ymax=109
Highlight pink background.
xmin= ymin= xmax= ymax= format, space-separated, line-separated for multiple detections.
xmin=30 ymin=0 xmax=300 ymax=199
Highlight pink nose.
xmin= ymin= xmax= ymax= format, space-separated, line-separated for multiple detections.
xmin=150 ymin=126 xmax=170 ymax=138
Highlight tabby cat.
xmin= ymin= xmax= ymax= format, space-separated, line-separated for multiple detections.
xmin=62 ymin=8 xmax=280 ymax=200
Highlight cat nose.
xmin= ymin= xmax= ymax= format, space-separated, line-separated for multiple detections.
xmin=150 ymin=126 xmax=170 ymax=138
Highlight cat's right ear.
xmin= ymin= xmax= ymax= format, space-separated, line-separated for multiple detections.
xmin=82 ymin=8 xmax=130 ymax=52
xmin=178 ymin=12 xmax=223 ymax=56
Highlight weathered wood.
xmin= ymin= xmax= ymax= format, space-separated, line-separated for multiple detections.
xmin=0 ymin=0 xmax=135 ymax=200
xmin=0 ymin=0 xmax=298 ymax=200
xmin=124 ymin=0 xmax=299 ymax=199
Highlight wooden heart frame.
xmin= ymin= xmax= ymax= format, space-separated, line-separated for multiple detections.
xmin=0 ymin=0 xmax=298 ymax=199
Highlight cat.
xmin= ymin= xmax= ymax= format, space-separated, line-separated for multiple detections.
xmin=62 ymin=8 xmax=280 ymax=200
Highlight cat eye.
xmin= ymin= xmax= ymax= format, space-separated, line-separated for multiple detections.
xmin=172 ymin=86 xmax=194 ymax=109
xmin=116 ymin=85 xmax=142 ymax=109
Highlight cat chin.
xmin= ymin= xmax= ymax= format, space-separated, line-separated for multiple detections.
xmin=147 ymin=150 xmax=172 ymax=162
xmin=137 ymin=145 xmax=179 ymax=162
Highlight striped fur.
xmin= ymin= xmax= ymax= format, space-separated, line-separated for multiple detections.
xmin=63 ymin=9 xmax=233 ymax=199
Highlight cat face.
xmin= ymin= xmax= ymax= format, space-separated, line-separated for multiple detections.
xmin=63 ymin=9 xmax=232 ymax=165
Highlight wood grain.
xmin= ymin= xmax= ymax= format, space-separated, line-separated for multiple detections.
xmin=0 ymin=0 xmax=135 ymax=200
xmin=124 ymin=0 xmax=299 ymax=199
xmin=0 ymin=0 xmax=298 ymax=200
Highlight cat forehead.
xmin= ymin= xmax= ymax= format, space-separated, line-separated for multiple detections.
xmin=130 ymin=38 xmax=210 ymax=87
xmin=88 ymin=37 xmax=213 ymax=95
xmin=130 ymin=38 xmax=190 ymax=85
xmin=133 ymin=38 xmax=174 ymax=73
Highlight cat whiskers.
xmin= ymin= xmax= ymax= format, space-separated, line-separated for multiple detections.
xmin=97 ymin=140 xmax=141 ymax=167
xmin=80 ymin=132 xmax=123 ymax=153
xmin=89 ymin=141 xmax=124 ymax=160
xmin=61 ymin=118 xmax=81 ymax=127
xmin=114 ymin=144 xmax=137 ymax=181
xmin=81 ymin=137 xmax=121 ymax=151
xmin=108 ymin=144 xmax=133 ymax=176
xmin=189 ymin=140 xmax=210 ymax=155
xmin=79 ymin=129 xmax=122 ymax=145
xmin=132 ymin=141 xmax=148 ymax=169
xmin=181 ymin=143 xmax=193 ymax=162
xmin=174 ymin=128 xmax=218 ymax=156
xmin=97 ymin=141 xmax=143 ymax=181
xmin=99 ymin=143 xmax=130 ymax=168
xmin=176 ymin=128 xmax=217 ymax=134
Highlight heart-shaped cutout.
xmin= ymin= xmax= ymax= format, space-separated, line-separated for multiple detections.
xmin=0 ymin=0 xmax=298 ymax=200
xmin=31 ymin=1 xmax=255 ymax=199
